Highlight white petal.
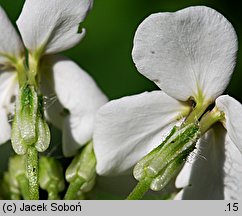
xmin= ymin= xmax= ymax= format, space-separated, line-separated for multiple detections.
xmin=132 ymin=6 xmax=237 ymax=102
xmin=174 ymin=190 xmax=183 ymax=200
xmin=223 ymin=134 xmax=242 ymax=200
xmin=62 ymin=113 xmax=99 ymax=157
xmin=62 ymin=116 xmax=82 ymax=157
xmin=175 ymin=125 xmax=242 ymax=200
xmin=216 ymin=95 xmax=242 ymax=154
xmin=17 ymin=0 xmax=93 ymax=55
xmin=0 ymin=71 xmax=18 ymax=145
xmin=40 ymin=71 xmax=64 ymax=129
xmin=0 ymin=6 xmax=24 ymax=64
xmin=93 ymin=91 xmax=190 ymax=175
xmin=40 ymin=55 xmax=107 ymax=156
xmin=0 ymin=109 xmax=11 ymax=144
xmin=44 ymin=99 xmax=64 ymax=130
xmin=175 ymin=157 xmax=194 ymax=189
xmin=0 ymin=71 xmax=18 ymax=114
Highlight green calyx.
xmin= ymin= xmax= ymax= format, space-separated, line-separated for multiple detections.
xmin=8 ymin=155 xmax=29 ymax=200
xmin=133 ymin=123 xmax=200 ymax=191
xmin=66 ymin=142 xmax=96 ymax=184
xmin=17 ymin=84 xmax=38 ymax=145
xmin=64 ymin=142 xmax=97 ymax=199
xmin=39 ymin=157 xmax=65 ymax=199
xmin=11 ymin=84 xmax=50 ymax=155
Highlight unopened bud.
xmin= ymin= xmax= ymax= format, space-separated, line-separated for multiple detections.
xmin=9 ymin=155 xmax=26 ymax=188
xmin=39 ymin=156 xmax=65 ymax=192
xmin=11 ymin=85 xmax=50 ymax=154
xmin=81 ymin=175 xmax=96 ymax=192
xmin=66 ymin=142 xmax=96 ymax=183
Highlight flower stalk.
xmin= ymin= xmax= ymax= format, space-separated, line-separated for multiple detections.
xmin=26 ymin=146 xmax=39 ymax=200
xmin=127 ymin=177 xmax=152 ymax=200
xmin=64 ymin=177 xmax=86 ymax=200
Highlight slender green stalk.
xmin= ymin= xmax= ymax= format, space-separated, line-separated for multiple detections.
xmin=64 ymin=178 xmax=85 ymax=200
xmin=199 ymin=107 xmax=224 ymax=135
xmin=26 ymin=146 xmax=39 ymax=200
xmin=184 ymin=101 xmax=209 ymax=125
xmin=14 ymin=58 xmax=27 ymax=87
xmin=16 ymin=175 xmax=29 ymax=200
xmin=126 ymin=178 xmax=152 ymax=200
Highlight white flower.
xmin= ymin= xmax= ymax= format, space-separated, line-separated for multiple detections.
xmin=93 ymin=6 xmax=242 ymax=199
xmin=0 ymin=0 xmax=107 ymax=156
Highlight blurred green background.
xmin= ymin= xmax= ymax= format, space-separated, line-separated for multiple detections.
xmin=0 ymin=0 xmax=241 ymax=199
xmin=0 ymin=0 xmax=241 ymax=101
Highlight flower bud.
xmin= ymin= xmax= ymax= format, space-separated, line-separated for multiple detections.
xmin=150 ymin=152 xmax=186 ymax=191
xmin=80 ymin=175 xmax=96 ymax=192
xmin=39 ymin=156 xmax=65 ymax=192
xmin=11 ymin=85 xmax=50 ymax=154
xmin=66 ymin=142 xmax=96 ymax=183
xmin=9 ymin=155 xmax=26 ymax=188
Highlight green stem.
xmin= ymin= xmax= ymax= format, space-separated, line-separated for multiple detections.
xmin=64 ymin=178 xmax=85 ymax=200
xmin=14 ymin=58 xmax=27 ymax=87
xmin=26 ymin=146 xmax=39 ymax=200
xmin=199 ymin=107 xmax=224 ymax=135
xmin=16 ymin=175 xmax=29 ymax=200
xmin=126 ymin=178 xmax=152 ymax=200
xmin=184 ymin=101 xmax=210 ymax=126
xmin=28 ymin=54 xmax=39 ymax=87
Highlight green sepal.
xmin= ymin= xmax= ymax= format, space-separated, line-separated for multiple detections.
xmin=147 ymin=123 xmax=200 ymax=177
xmin=11 ymin=115 xmax=28 ymax=155
xmin=35 ymin=97 xmax=50 ymax=152
xmin=80 ymin=175 xmax=96 ymax=193
xmin=66 ymin=141 xmax=96 ymax=183
xmin=8 ymin=155 xmax=29 ymax=199
xmin=11 ymin=88 xmax=50 ymax=154
xmin=39 ymin=156 xmax=65 ymax=192
xmin=15 ymin=84 xmax=38 ymax=145
xmin=133 ymin=123 xmax=200 ymax=191
xmin=9 ymin=155 xmax=26 ymax=188
xmin=133 ymin=126 xmax=177 ymax=180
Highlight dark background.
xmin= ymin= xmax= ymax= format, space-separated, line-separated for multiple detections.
xmin=0 ymin=0 xmax=242 ymax=198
